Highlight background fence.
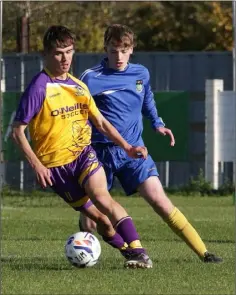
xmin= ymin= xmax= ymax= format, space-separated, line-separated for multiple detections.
xmin=1 ymin=51 xmax=234 ymax=190
xmin=2 ymin=51 xmax=233 ymax=92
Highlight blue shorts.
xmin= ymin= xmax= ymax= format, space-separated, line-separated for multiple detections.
xmin=92 ymin=143 xmax=159 ymax=196
xmin=50 ymin=145 xmax=102 ymax=211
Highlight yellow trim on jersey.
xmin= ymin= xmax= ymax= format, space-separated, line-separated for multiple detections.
xmin=78 ymin=162 xmax=100 ymax=185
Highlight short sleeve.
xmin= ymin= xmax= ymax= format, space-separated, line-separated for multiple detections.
xmin=14 ymin=84 xmax=46 ymax=124
xmin=88 ymin=95 xmax=101 ymax=119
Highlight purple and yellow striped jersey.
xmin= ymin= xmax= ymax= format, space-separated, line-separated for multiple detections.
xmin=14 ymin=68 xmax=100 ymax=168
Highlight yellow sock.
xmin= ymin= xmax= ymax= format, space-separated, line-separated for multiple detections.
xmin=129 ymin=240 xmax=143 ymax=249
xmin=164 ymin=207 xmax=207 ymax=257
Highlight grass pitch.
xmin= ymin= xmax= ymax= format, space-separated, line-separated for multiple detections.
xmin=1 ymin=192 xmax=235 ymax=294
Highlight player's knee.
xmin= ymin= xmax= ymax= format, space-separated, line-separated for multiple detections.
xmin=145 ymin=192 xmax=174 ymax=217
xmin=79 ymin=215 xmax=97 ymax=233
xmin=91 ymin=190 xmax=114 ymax=214
xmin=87 ymin=219 xmax=97 ymax=232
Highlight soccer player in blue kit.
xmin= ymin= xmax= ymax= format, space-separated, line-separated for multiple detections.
xmin=79 ymin=24 xmax=222 ymax=263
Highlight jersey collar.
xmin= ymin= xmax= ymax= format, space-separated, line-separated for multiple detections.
xmin=43 ymin=67 xmax=69 ymax=81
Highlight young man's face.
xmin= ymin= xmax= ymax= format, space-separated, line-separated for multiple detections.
xmin=44 ymin=44 xmax=74 ymax=77
xmin=105 ymin=42 xmax=133 ymax=71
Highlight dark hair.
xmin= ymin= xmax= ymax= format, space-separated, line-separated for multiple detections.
xmin=104 ymin=24 xmax=136 ymax=48
xmin=43 ymin=25 xmax=76 ymax=51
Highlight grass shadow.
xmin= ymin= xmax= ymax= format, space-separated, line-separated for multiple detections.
xmin=1 ymin=256 xmax=71 ymax=271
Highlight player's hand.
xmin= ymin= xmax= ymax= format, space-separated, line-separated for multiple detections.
xmin=156 ymin=127 xmax=175 ymax=146
xmin=33 ymin=163 xmax=53 ymax=188
xmin=126 ymin=146 xmax=148 ymax=159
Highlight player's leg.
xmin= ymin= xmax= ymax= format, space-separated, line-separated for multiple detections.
xmin=118 ymin=154 xmax=222 ymax=263
xmin=49 ymin=156 xmax=123 ymax=245
xmin=80 ymin=202 xmax=129 ymax=251
xmin=79 ymin=211 xmax=97 ymax=233
xmin=84 ymin=166 xmax=152 ymax=268
xmin=49 ymin=161 xmax=133 ymax=266
xmin=79 ymin=146 xmax=114 ymax=233
xmin=138 ymin=176 xmax=218 ymax=261
xmin=75 ymin=145 xmax=152 ymax=268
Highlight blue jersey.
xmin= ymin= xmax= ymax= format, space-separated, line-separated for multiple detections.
xmin=79 ymin=58 xmax=165 ymax=146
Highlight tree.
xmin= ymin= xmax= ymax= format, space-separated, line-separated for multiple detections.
xmin=122 ymin=1 xmax=233 ymax=51
xmin=2 ymin=1 xmax=117 ymax=53
xmin=2 ymin=1 xmax=233 ymax=53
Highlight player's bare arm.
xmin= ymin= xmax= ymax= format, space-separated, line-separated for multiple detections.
xmin=11 ymin=122 xmax=52 ymax=188
xmin=156 ymin=126 xmax=175 ymax=147
xmin=90 ymin=113 xmax=148 ymax=159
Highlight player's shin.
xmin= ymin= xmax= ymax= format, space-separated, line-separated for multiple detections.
xmin=164 ymin=207 xmax=207 ymax=258
xmin=95 ymin=214 xmax=128 ymax=251
xmin=102 ymin=233 xmax=128 ymax=250
xmin=114 ymin=216 xmax=146 ymax=253
xmin=95 ymin=208 xmax=145 ymax=254
xmin=113 ymin=216 xmax=154 ymax=269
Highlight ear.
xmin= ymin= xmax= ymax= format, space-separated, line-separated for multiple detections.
xmin=130 ymin=47 xmax=133 ymax=54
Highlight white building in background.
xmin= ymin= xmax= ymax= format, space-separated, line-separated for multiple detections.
xmin=205 ymin=79 xmax=236 ymax=189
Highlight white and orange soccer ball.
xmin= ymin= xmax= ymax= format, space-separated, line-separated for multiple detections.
xmin=65 ymin=232 xmax=101 ymax=268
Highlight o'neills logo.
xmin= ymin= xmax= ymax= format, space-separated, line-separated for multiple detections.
xmin=51 ymin=103 xmax=88 ymax=118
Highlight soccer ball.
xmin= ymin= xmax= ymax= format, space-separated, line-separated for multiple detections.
xmin=65 ymin=232 xmax=101 ymax=268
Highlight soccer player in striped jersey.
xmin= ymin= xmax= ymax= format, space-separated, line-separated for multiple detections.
xmin=79 ymin=24 xmax=222 ymax=263
xmin=12 ymin=25 xmax=153 ymax=269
